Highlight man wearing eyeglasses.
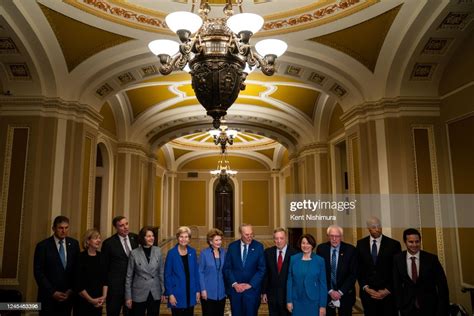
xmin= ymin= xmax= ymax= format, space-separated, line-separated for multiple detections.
xmin=356 ymin=216 xmax=401 ymax=316
xmin=316 ymin=225 xmax=357 ymax=316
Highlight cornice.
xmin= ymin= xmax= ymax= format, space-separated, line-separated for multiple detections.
xmin=117 ymin=141 xmax=149 ymax=158
xmin=341 ymin=97 xmax=441 ymax=128
xmin=297 ymin=142 xmax=329 ymax=158
xmin=0 ymin=96 xmax=102 ymax=128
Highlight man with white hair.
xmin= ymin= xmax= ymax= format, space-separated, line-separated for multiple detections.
xmin=316 ymin=224 xmax=357 ymax=316
xmin=356 ymin=216 xmax=401 ymax=316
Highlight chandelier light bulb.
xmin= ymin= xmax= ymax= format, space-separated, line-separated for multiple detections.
xmin=148 ymin=39 xmax=180 ymax=56
xmin=226 ymin=129 xmax=238 ymax=138
xmin=209 ymin=129 xmax=220 ymax=138
xmin=227 ymin=13 xmax=264 ymax=35
xmin=255 ymin=39 xmax=288 ymax=57
xmin=166 ymin=11 xmax=203 ymax=34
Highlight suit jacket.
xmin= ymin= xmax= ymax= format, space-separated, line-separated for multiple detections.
xmin=164 ymin=244 xmax=201 ymax=308
xmin=198 ymin=247 xmax=226 ymax=300
xmin=316 ymin=241 xmax=357 ymax=307
xmin=287 ymin=253 xmax=327 ymax=306
xmin=393 ymin=250 xmax=449 ymax=316
xmin=33 ymin=236 xmax=80 ymax=300
xmin=356 ymin=234 xmax=401 ymax=292
xmin=101 ymin=233 xmax=138 ymax=295
xmin=223 ymin=239 xmax=266 ymax=295
xmin=125 ymin=245 xmax=164 ymax=302
xmin=263 ymin=245 xmax=298 ymax=304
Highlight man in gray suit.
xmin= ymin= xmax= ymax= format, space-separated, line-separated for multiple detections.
xmin=125 ymin=226 xmax=164 ymax=316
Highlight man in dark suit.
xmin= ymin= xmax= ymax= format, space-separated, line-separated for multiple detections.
xmin=101 ymin=216 xmax=138 ymax=316
xmin=223 ymin=223 xmax=266 ymax=316
xmin=262 ymin=227 xmax=298 ymax=316
xmin=316 ymin=224 xmax=357 ymax=316
xmin=356 ymin=216 xmax=401 ymax=316
xmin=393 ymin=228 xmax=449 ymax=316
xmin=33 ymin=215 xmax=80 ymax=316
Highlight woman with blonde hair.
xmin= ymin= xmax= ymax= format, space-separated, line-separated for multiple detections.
xmin=199 ymin=228 xmax=226 ymax=315
xmin=164 ymin=226 xmax=201 ymax=316
xmin=75 ymin=228 xmax=107 ymax=316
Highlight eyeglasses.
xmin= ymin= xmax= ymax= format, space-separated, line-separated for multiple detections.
xmin=328 ymin=235 xmax=341 ymax=239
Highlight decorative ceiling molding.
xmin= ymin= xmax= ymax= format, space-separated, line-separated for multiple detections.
xmin=62 ymin=0 xmax=378 ymax=36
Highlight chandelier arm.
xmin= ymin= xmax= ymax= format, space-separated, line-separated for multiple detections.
xmin=158 ymin=53 xmax=182 ymax=75
xmin=252 ymin=52 xmax=276 ymax=76
xmin=246 ymin=49 xmax=258 ymax=67
xmin=237 ymin=0 xmax=243 ymax=13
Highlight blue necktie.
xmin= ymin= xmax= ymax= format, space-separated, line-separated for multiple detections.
xmin=58 ymin=239 xmax=66 ymax=269
xmin=242 ymin=244 xmax=248 ymax=266
xmin=331 ymin=248 xmax=337 ymax=289
xmin=371 ymin=240 xmax=377 ymax=264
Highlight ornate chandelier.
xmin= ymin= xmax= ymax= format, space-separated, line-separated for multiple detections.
xmin=210 ymin=150 xmax=238 ymax=184
xmin=148 ymin=0 xmax=287 ymax=128
xmin=209 ymin=125 xmax=238 ymax=153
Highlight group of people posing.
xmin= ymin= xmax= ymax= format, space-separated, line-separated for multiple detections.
xmin=34 ymin=215 xmax=450 ymax=316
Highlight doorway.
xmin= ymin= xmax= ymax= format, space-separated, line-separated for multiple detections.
xmin=214 ymin=178 xmax=234 ymax=237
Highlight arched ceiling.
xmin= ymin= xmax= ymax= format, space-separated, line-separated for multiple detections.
xmin=1 ymin=0 xmax=473 ymax=160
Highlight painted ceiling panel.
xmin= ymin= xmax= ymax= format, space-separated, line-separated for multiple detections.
xmin=270 ymin=86 xmax=320 ymax=118
xmin=235 ymin=97 xmax=283 ymax=111
xmin=163 ymin=98 xmax=199 ymax=111
xmin=126 ymin=85 xmax=176 ymax=118
xmin=173 ymin=148 xmax=193 ymax=160
xmin=39 ymin=4 xmax=132 ymax=72
xmin=309 ymin=5 xmax=402 ymax=72
xmin=256 ymin=148 xmax=275 ymax=160
xmin=181 ymin=155 xmax=268 ymax=170
xmin=177 ymin=84 xmax=194 ymax=97
xmin=240 ymin=84 xmax=268 ymax=96
xmin=99 ymin=102 xmax=117 ymax=136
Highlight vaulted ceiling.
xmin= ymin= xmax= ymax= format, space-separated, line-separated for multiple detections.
xmin=1 ymin=0 xmax=473 ymax=169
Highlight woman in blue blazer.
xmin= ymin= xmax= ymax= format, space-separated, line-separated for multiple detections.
xmin=164 ymin=226 xmax=201 ymax=316
xmin=287 ymin=234 xmax=327 ymax=316
xmin=199 ymin=228 xmax=226 ymax=316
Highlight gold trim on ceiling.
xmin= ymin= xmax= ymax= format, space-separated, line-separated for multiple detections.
xmin=309 ymin=4 xmax=402 ymax=72
xmin=63 ymin=0 xmax=378 ymax=36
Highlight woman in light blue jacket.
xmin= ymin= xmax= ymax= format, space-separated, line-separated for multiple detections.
xmin=287 ymin=234 xmax=327 ymax=316
xmin=199 ymin=228 xmax=226 ymax=316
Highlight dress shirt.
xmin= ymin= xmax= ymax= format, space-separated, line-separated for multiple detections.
xmin=406 ymin=251 xmax=420 ymax=279
xmin=369 ymin=235 xmax=382 ymax=255
xmin=54 ymin=236 xmax=67 ymax=265
xmin=241 ymin=241 xmax=250 ymax=260
xmin=276 ymin=245 xmax=288 ymax=264
xmin=119 ymin=234 xmax=132 ymax=255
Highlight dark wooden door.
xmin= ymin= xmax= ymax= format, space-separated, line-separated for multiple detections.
xmin=215 ymin=179 xmax=234 ymax=237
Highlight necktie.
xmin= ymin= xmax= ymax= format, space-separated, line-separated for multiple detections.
xmin=277 ymin=250 xmax=283 ymax=273
xmin=411 ymin=256 xmax=418 ymax=283
xmin=242 ymin=244 xmax=248 ymax=266
xmin=58 ymin=239 xmax=66 ymax=269
xmin=331 ymin=248 xmax=337 ymax=289
xmin=124 ymin=236 xmax=131 ymax=256
xmin=371 ymin=240 xmax=377 ymax=264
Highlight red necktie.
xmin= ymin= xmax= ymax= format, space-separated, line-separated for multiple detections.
xmin=277 ymin=250 xmax=283 ymax=273
xmin=411 ymin=256 xmax=418 ymax=283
